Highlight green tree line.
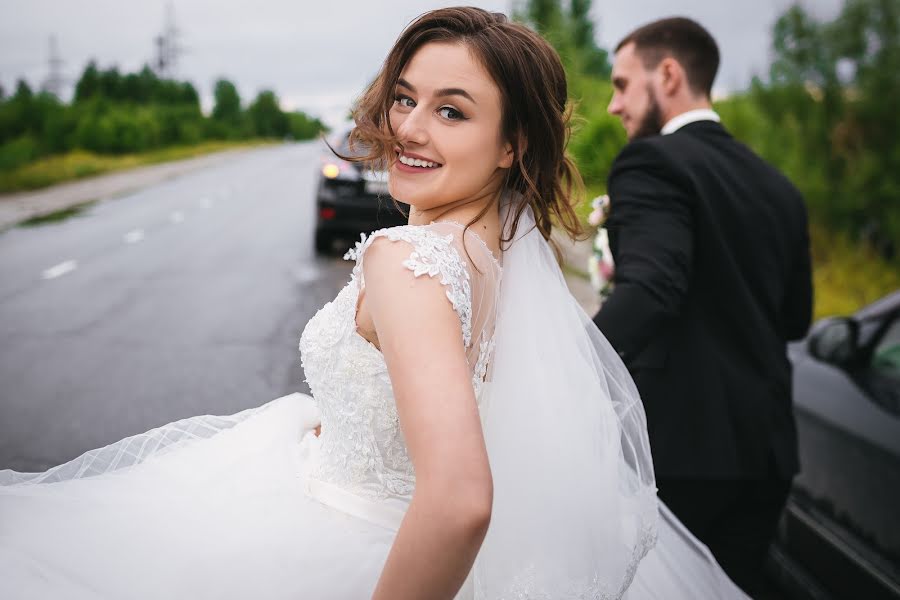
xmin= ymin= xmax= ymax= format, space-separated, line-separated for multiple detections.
xmin=0 ymin=62 xmax=327 ymax=173
xmin=523 ymin=0 xmax=898 ymax=261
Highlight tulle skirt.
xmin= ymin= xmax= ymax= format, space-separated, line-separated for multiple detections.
xmin=0 ymin=394 xmax=747 ymax=599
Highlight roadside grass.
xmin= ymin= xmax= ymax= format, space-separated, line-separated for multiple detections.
xmin=19 ymin=203 xmax=96 ymax=227
xmin=0 ymin=140 xmax=278 ymax=194
xmin=572 ymin=186 xmax=899 ymax=320
xmin=810 ymin=224 xmax=900 ymax=319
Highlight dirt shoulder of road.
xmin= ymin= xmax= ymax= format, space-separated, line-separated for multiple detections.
xmin=0 ymin=146 xmax=266 ymax=232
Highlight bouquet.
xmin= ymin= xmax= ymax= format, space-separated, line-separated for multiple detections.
xmin=587 ymin=194 xmax=615 ymax=302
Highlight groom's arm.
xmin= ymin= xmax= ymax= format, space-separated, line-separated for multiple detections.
xmin=593 ymin=141 xmax=693 ymax=362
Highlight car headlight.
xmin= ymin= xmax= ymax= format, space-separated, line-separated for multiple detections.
xmin=322 ymin=164 xmax=341 ymax=179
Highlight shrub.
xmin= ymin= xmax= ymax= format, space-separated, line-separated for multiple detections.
xmin=0 ymin=136 xmax=40 ymax=170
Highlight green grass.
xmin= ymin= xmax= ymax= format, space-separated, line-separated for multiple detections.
xmin=809 ymin=224 xmax=900 ymax=319
xmin=19 ymin=203 xmax=96 ymax=227
xmin=0 ymin=140 xmax=278 ymax=194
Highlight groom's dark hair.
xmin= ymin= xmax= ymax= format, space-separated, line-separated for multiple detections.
xmin=616 ymin=17 xmax=720 ymax=97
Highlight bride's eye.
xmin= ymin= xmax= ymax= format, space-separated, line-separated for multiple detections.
xmin=438 ymin=106 xmax=466 ymax=121
xmin=394 ymin=95 xmax=415 ymax=109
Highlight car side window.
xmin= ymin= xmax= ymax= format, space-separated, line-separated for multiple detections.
xmin=871 ymin=316 xmax=900 ymax=380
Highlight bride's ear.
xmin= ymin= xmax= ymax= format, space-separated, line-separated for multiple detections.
xmin=498 ymin=135 xmax=525 ymax=170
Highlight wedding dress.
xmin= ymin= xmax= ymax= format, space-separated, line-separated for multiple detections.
xmin=0 ymin=208 xmax=748 ymax=599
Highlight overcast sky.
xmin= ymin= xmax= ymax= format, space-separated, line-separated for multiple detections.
xmin=1 ymin=0 xmax=841 ymax=128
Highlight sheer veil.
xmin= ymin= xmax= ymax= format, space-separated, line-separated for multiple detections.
xmin=472 ymin=194 xmax=658 ymax=598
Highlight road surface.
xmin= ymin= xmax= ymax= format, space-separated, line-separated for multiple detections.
xmin=0 ymin=142 xmax=352 ymax=472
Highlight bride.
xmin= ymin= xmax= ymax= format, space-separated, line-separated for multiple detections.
xmin=0 ymin=8 xmax=747 ymax=600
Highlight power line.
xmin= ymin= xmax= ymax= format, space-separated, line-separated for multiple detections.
xmin=153 ymin=2 xmax=184 ymax=78
xmin=41 ymin=35 xmax=67 ymax=97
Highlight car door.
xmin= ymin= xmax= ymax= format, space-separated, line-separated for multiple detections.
xmin=787 ymin=304 xmax=900 ymax=598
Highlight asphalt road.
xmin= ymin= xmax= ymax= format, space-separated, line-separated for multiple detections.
xmin=0 ymin=142 xmax=354 ymax=472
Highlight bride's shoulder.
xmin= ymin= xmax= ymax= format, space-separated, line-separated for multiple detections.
xmin=346 ymin=224 xmax=476 ymax=345
xmin=345 ymin=222 xmax=499 ymax=281
xmin=344 ymin=222 xmax=492 ymax=273
xmin=343 ymin=223 xmax=453 ymax=263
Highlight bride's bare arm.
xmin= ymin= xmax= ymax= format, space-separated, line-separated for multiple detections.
xmin=361 ymin=238 xmax=492 ymax=600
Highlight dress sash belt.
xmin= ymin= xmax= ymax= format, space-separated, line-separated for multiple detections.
xmin=305 ymin=476 xmax=407 ymax=531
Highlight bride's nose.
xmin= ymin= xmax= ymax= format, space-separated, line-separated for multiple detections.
xmin=396 ymin=107 xmax=429 ymax=147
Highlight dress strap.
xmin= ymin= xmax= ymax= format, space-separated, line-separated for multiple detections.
xmin=344 ymin=225 xmax=473 ymax=348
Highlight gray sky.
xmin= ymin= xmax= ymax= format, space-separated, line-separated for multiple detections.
xmin=1 ymin=0 xmax=841 ymax=129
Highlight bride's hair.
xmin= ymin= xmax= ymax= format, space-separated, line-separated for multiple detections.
xmin=344 ymin=6 xmax=584 ymax=245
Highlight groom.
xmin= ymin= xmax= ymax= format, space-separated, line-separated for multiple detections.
xmin=592 ymin=17 xmax=813 ymax=596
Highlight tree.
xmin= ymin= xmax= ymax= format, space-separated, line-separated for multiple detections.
xmin=762 ymin=0 xmax=900 ymax=256
xmin=520 ymin=0 xmax=610 ymax=76
xmin=569 ymin=0 xmax=610 ymax=77
xmin=212 ymin=79 xmax=242 ymax=125
xmin=11 ymin=80 xmax=38 ymax=138
xmin=120 ymin=66 xmax=159 ymax=104
xmin=288 ymin=111 xmax=327 ymax=140
xmin=178 ymin=82 xmax=200 ymax=106
xmin=74 ymin=61 xmax=101 ymax=102
xmin=14 ymin=80 xmax=34 ymax=102
xmin=247 ymin=90 xmax=288 ymax=138
xmin=0 ymin=80 xmax=37 ymax=144
xmin=528 ymin=0 xmax=564 ymax=36
xmin=97 ymin=67 xmax=123 ymax=100
xmin=1 ymin=58 xmax=329 ymax=177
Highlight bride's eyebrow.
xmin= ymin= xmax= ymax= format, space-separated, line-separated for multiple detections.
xmin=397 ymin=78 xmax=477 ymax=104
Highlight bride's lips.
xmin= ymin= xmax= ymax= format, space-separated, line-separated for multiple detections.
xmin=393 ymin=150 xmax=443 ymax=174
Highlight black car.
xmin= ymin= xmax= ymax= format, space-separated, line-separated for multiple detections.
xmin=768 ymin=291 xmax=900 ymax=599
xmin=313 ymin=132 xmax=408 ymax=254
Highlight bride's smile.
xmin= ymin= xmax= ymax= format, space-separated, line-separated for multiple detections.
xmin=0 ymin=8 xmax=753 ymax=600
xmin=387 ymin=41 xmax=513 ymax=225
xmin=394 ymin=150 xmax=442 ymax=171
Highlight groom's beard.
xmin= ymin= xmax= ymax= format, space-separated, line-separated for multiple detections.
xmin=630 ymin=87 xmax=665 ymax=140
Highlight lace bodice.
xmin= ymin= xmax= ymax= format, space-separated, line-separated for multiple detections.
xmin=298 ymin=222 xmax=501 ymax=511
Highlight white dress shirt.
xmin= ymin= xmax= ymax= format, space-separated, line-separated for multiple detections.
xmin=660 ymin=108 xmax=721 ymax=135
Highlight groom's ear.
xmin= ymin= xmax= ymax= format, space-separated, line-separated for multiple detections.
xmin=659 ymin=57 xmax=684 ymax=97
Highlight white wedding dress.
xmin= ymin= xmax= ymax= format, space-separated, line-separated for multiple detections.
xmin=0 ymin=218 xmax=747 ymax=599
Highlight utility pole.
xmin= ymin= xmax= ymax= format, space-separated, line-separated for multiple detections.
xmin=41 ymin=35 xmax=66 ymax=98
xmin=153 ymin=3 xmax=183 ymax=79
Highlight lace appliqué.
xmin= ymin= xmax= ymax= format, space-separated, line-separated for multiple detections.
xmin=299 ymin=280 xmax=414 ymax=501
xmin=472 ymin=336 xmax=495 ymax=398
xmin=345 ymin=226 xmax=473 ymax=348
xmin=299 ymin=224 xmax=495 ymax=506
xmin=481 ymin=568 xmax=617 ymax=600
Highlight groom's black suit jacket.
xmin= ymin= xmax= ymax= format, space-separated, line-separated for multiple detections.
xmin=593 ymin=120 xmax=813 ymax=481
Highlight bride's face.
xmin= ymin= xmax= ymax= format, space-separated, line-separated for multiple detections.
xmin=388 ymin=41 xmax=513 ymax=211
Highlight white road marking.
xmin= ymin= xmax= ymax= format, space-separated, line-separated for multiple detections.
xmin=123 ymin=229 xmax=145 ymax=244
xmin=42 ymin=260 xmax=78 ymax=280
xmin=170 ymin=211 xmax=185 ymax=224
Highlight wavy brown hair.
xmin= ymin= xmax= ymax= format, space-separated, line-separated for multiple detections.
xmin=342 ymin=6 xmax=584 ymax=246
